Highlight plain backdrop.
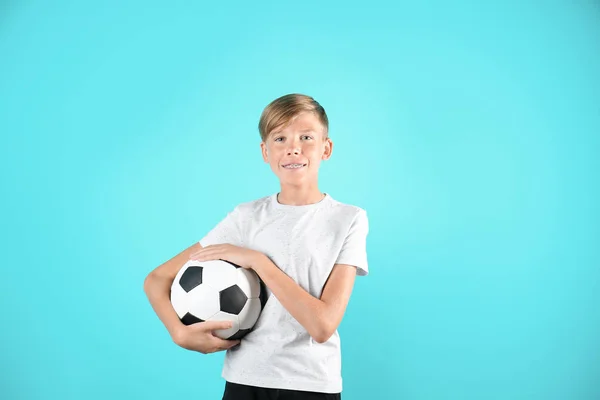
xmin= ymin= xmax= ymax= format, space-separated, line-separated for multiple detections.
xmin=1 ymin=1 xmax=598 ymax=399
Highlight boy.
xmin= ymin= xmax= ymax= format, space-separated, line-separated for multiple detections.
xmin=144 ymin=93 xmax=369 ymax=400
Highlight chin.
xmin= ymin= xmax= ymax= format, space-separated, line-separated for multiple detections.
xmin=278 ymin=174 xmax=305 ymax=183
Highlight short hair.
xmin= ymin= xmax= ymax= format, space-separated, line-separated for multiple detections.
xmin=258 ymin=93 xmax=329 ymax=142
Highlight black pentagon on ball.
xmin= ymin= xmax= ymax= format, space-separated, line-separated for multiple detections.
xmin=181 ymin=312 xmax=204 ymax=325
xmin=222 ymin=259 xmax=243 ymax=269
xmin=259 ymin=278 xmax=269 ymax=308
xmin=179 ymin=266 xmax=203 ymax=292
xmin=220 ymin=285 xmax=248 ymax=314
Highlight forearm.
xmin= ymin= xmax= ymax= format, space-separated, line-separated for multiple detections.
xmin=143 ymin=273 xmax=183 ymax=339
xmin=251 ymin=254 xmax=331 ymax=343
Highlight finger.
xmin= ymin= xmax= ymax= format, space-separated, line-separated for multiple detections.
xmin=190 ymin=249 xmax=217 ymax=260
xmin=199 ymin=320 xmax=234 ymax=331
xmin=190 ymin=245 xmax=220 ymax=256
xmin=194 ymin=247 xmax=222 ymax=257
xmin=215 ymin=338 xmax=241 ymax=350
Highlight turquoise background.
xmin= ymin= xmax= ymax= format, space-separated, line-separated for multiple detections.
xmin=1 ymin=1 xmax=598 ymax=399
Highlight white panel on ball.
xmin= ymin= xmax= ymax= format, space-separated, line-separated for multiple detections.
xmin=170 ymin=260 xmax=195 ymax=318
xmin=186 ymin=284 xmax=220 ymax=321
xmin=170 ymin=282 xmax=188 ymax=318
xmin=210 ymin=311 xmax=239 ymax=339
xmin=201 ymin=260 xmax=239 ymax=292
xmin=237 ymin=298 xmax=262 ymax=330
xmin=236 ymin=268 xmax=261 ymax=299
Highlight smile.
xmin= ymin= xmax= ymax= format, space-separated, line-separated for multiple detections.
xmin=282 ymin=163 xmax=307 ymax=169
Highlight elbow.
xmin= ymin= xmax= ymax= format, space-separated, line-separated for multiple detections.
xmin=312 ymin=330 xmax=334 ymax=344
xmin=313 ymin=334 xmax=331 ymax=344
xmin=143 ymin=272 xmax=156 ymax=294
xmin=312 ymin=321 xmax=335 ymax=344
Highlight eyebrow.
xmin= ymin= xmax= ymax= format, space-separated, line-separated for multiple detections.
xmin=272 ymin=129 xmax=316 ymax=136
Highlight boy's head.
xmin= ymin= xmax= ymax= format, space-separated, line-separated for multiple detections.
xmin=259 ymin=94 xmax=333 ymax=186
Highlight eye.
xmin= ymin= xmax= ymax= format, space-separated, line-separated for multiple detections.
xmin=301 ymin=135 xmax=313 ymax=140
xmin=274 ymin=137 xmax=284 ymax=142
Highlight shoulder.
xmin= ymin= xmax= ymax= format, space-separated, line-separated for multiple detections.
xmin=325 ymin=195 xmax=368 ymax=221
xmin=230 ymin=194 xmax=272 ymax=216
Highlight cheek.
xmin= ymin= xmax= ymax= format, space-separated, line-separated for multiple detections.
xmin=267 ymin=150 xmax=281 ymax=166
xmin=267 ymin=149 xmax=279 ymax=160
xmin=306 ymin=145 xmax=321 ymax=157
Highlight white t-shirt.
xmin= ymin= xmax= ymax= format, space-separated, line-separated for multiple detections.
xmin=199 ymin=192 xmax=369 ymax=393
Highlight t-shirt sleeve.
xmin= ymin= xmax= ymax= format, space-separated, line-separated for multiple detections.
xmin=335 ymin=209 xmax=369 ymax=276
xmin=198 ymin=206 xmax=243 ymax=248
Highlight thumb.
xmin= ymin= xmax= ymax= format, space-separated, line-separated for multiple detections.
xmin=199 ymin=319 xmax=234 ymax=331
xmin=225 ymin=339 xmax=241 ymax=348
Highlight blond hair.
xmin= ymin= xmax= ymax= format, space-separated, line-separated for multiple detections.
xmin=258 ymin=94 xmax=329 ymax=142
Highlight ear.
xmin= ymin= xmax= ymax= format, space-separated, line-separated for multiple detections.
xmin=260 ymin=141 xmax=269 ymax=163
xmin=322 ymin=137 xmax=333 ymax=161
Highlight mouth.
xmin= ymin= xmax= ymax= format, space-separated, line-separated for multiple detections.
xmin=281 ymin=163 xmax=307 ymax=169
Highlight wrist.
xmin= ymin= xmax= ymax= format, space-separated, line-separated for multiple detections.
xmin=250 ymin=252 xmax=269 ymax=273
xmin=169 ymin=322 xmax=185 ymax=343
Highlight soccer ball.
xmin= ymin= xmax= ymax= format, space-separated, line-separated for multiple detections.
xmin=170 ymin=259 xmax=267 ymax=340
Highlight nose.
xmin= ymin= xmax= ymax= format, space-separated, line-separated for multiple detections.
xmin=286 ymin=139 xmax=301 ymax=155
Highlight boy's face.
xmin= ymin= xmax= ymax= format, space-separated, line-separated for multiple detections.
xmin=260 ymin=112 xmax=333 ymax=186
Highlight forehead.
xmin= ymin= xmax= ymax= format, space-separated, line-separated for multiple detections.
xmin=271 ymin=112 xmax=324 ymax=135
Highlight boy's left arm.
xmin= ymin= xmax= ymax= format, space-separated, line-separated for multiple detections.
xmin=188 ymin=243 xmax=360 ymax=344
xmin=251 ymin=253 xmax=357 ymax=344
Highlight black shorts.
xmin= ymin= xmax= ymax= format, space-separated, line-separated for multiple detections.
xmin=222 ymin=381 xmax=342 ymax=400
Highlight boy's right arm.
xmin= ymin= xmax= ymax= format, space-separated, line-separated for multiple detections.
xmin=143 ymin=242 xmax=240 ymax=353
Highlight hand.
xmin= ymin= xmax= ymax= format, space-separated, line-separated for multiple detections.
xmin=172 ymin=320 xmax=241 ymax=354
xmin=189 ymin=244 xmax=260 ymax=270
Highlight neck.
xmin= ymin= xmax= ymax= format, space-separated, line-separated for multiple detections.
xmin=277 ymin=184 xmax=325 ymax=206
